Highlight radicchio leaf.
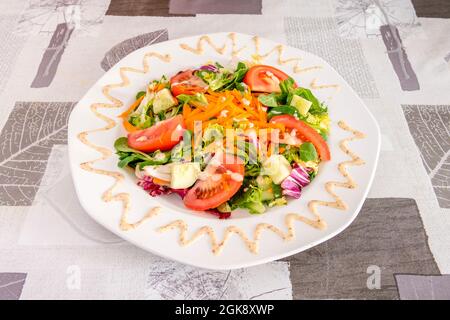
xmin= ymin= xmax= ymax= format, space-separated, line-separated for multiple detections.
xmin=199 ymin=64 xmax=219 ymax=72
xmin=137 ymin=176 xmax=188 ymax=198
xmin=206 ymin=208 xmax=231 ymax=219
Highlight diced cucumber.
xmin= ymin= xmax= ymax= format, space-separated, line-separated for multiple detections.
xmin=248 ymin=202 xmax=266 ymax=214
xmin=262 ymin=155 xmax=292 ymax=184
xmin=170 ymin=162 xmax=200 ymax=189
xmin=261 ymin=189 xmax=274 ymax=201
xmin=256 ymin=175 xmax=273 ymax=190
xmin=217 ymin=202 xmax=231 ymax=213
xmin=290 ymin=94 xmax=312 ymax=116
xmin=153 ymin=88 xmax=176 ymax=114
xmin=268 ymin=197 xmax=287 ymax=207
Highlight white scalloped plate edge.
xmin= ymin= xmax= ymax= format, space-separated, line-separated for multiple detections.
xmin=68 ymin=32 xmax=381 ymax=270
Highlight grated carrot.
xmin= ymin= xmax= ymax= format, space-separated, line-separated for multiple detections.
xmin=190 ymin=100 xmax=208 ymax=110
xmin=182 ymin=103 xmax=192 ymax=118
xmin=152 ymin=177 xmax=170 ymax=186
xmin=119 ymin=95 xmax=144 ymax=119
xmin=123 ymin=120 xmax=139 ymax=132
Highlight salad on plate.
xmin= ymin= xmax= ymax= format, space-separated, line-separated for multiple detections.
xmin=114 ymin=61 xmax=331 ymax=219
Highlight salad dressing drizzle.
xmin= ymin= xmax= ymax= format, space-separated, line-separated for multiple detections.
xmin=252 ymin=36 xmax=322 ymax=74
xmin=308 ymin=121 xmax=366 ymax=214
xmin=310 ymin=78 xmax=341 ymax=101
xmin=180 ymin=35 xmax=227 ymax=55
xmin=158 ymin=215 xmax=326 ymax=255
xmin=180 ymin=33 xmax=322 ymax=74
xmin=228 ymin=32 xmax=246 ymax=56
xmin=310 ymin=78 xmax=341 ymax=90
xmin=158 ymin=121 xmax=365 ymax=255
xmin=77 ymin=52 xmax=170 ymax=231
xmin=296 ymin=66 xmax=323 ymax=73
xmin=77 ymin=34 xmax=366 ymax=256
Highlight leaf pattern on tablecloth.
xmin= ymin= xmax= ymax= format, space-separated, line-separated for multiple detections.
xmin=335 ymin=0 xmax=421 ymax=39
xmin=0 ymin=273 xmax=27 ymax=300
xmin=101 ymin=29 xmax=169 ymax=71
xmin=334 ymin=1 xmax=421 ymax=91
xmin=380 ymin=24 xmax=420 ymax=91
xmin=445 ymin=52 xmax=450 ymax=63
xmin=15 ymin=0 xmax=109 ymax=36
xmin=31 ymin=23 xmax=74 ymax=88
xmin=402 ymin=105 xmax=450 ymax=208
xmin=0 ymin=15 xmax=26 ymax=97
xmin=0 ymin=0 xmax=447 ymax=300
xmin=284 ymin=17 xmax=379 ymax=98
xmin=0 ymin=101 xmax=75 ymax=206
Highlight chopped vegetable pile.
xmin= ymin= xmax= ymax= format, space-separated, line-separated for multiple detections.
xmin=114 ymin=61 xmax=330 ymax=218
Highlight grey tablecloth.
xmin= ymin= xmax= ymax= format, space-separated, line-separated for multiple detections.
xmin=0 ymin=0 xmax=449 ymax=300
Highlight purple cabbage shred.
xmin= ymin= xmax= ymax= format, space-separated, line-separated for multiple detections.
xmin=280 ymin=166 xmax=312 ymax=199
xmin=137 ymin=176 xmax=188 ymax=199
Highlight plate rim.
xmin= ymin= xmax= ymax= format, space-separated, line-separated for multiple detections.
xmin=67 ymin=31 xmax=381 ymax=270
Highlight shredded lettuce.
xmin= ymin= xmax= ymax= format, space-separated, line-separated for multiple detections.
xmin=282 ymin=145 xmax=301 ymax=164
xmin=304 ymin=113 xmax=330 ymax=139
xmin=299 ymin=142 xmax=318 ymax=162
xmin=126 ymin=76 xmax=173 ymax=129
xmin=286 ymin=86 xmax=327 ymax=115
xmin=171 ymin=130 xmax=193 ymax=163
xmin=135 ymin=91 xmax=146 ymax=100
xmin=177 ymin=92 xmax=208 ymax=106
xmin=282 ymin=142 xmax=319 ymax=163
xmin=196 ymin=62 xmax=248 ymax=91
xmin=258 ymin=93 xmax=279 ymax=107
xmin=229 ymin=185 xmax=266 ymax=214
xmin=268 ymin=197 xmax=287 ymax=207
xmin=114 ymin=137 xmax=170 ymax=168
xmin=257 ymin=77 xmax=329 ymax=138
xmin=203 ymin=124 xmax=224 ymax=145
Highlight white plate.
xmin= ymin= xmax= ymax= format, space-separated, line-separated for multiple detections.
xmin=68 ymin=32 xmax=380 ymax=270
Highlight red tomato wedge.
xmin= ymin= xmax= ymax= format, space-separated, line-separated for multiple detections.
xmin=183 ymin=154 xmax=244 ymax=211
xmin=243 ymin=65 xmax=296 ymax=93
xmin=170 ymin=69 xmax=207 ymax=96
xmin=127 ymin=115 xmax=185 ymax=152
xmin=270 ymin=115 xmax=331 ymax=161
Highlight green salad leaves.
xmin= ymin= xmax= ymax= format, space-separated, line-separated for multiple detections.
xmin=196 ymin=62 xmax=248 ymax=91
xmin=258 ymin=77 xmax=330 ymax=139
xmin=114 ymin=137 xmax=170 ymax=168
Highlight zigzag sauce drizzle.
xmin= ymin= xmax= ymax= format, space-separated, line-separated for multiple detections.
xmin=308 ymin=121 xmax=366 ymax=214
xmin=252 ymin=36 xmax=322 ymax=73
xmin=228 ymin=32 xmax=247 ymax=56
xmin=77 ymin=53 xmax=170 ymax=231
xmin=77 ymin=37 xmax=365 ymax=256
xmin=178 ymin=33 xmax=322 ymax=73
xmin=310 ymin=78 xmax=341 ymax=101
xmin=157 ymin=121 xmax=366 ymax=255
xmin=180 ymin=35 xmax=226 ymax=55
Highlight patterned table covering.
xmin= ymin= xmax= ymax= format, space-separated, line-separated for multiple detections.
xmin=0 ymin=0 xmax=449 ymax=300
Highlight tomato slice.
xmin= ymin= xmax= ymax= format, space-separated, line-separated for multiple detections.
xmin=243 ymin=65 xmax=296 ymax=93
xmin=270 ymin=115 xmax=331 ymax=161
xmin=127 ymin=115 xmax=185 ymax=152
xmin=170 ymin=69 xmax=207 ymax=96
xmin=183 ymin=154 xmax=244 ymax=211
